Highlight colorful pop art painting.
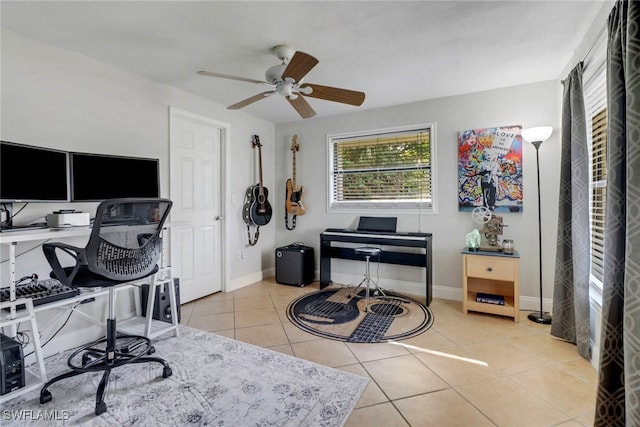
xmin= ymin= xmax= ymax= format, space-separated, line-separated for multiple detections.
xmin=458 ymin=125 xmax=523 ymax=213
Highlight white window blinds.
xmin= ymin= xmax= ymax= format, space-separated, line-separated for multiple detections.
xmin=585 ymin=62 xmax=607 ymax=285
xmin=328 ymin=124 xmax=435 ymax=211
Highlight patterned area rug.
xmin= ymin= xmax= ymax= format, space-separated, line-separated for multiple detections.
xmin=287 ymin=286 xmax=434 ymax=343
xmin=2 ymin=326 xmax=368 ymax=426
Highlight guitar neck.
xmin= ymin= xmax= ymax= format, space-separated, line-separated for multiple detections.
xmin=292 ymin=150 xmax=297 ymax=190
xmin=258 ymin=144 xmax=264 ymax=193
xmin=252 ymin=135 xmax=265 ymax=196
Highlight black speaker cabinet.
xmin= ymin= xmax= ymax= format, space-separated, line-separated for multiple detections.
xmin=141 ymin=278 xmax=181 ymax=324
xmin=275 ymin=244 xmax=314 ymax=287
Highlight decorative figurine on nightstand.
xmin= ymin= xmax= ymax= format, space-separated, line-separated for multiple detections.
xmin=471 ymin=206 xmax=508 ymax=251
xmin=466 ymin=229 xmax=481 ymax=251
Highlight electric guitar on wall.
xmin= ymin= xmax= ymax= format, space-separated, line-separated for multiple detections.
xmin=244 ymin=135 xmax=272 ymax=227
xmin=285 ymin=135 xmax=306 ymax=217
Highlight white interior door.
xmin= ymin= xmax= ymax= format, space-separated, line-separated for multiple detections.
xmin=169 ymin=107 xmax=225 ymax=303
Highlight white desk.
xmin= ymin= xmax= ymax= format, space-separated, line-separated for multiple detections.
xmin=0 ymin=226 xmax=178 ymax=404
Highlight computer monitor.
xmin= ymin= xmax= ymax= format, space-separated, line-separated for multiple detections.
xmin=70 ymin=152 xmax=160 ymax=202
xmin=0 ymin=141 xmax=70 ymax=203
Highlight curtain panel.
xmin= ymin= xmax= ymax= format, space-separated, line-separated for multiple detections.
xmin=594 ymin=0 xmax=640 ymax=425
xmin=550 ymin=63 xmax=591 ymax=360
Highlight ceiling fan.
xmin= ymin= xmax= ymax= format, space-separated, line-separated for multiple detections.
xmin=197 ymin=45 xmax=365 ymax=119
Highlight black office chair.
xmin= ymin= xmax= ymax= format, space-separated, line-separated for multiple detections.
xmin=39 ymin=198 xmax=173 ymax=415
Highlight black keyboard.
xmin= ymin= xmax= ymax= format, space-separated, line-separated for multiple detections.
xmin=1 ymin=279 xmax=80 ymax=309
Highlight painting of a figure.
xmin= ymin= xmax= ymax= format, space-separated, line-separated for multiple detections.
xmin=458 ymin=125 xmax=523 ymax=213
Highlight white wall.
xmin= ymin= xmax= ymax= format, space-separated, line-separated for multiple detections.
xmin=275 ymin=81 xmax=562 ymax=308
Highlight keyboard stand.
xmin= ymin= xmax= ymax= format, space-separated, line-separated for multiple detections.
xmin=320 ymin=228 xmax=433 ymax=306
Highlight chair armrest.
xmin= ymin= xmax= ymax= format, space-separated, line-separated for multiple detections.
xmin=42 ymin=242 xmax=87 ymax=287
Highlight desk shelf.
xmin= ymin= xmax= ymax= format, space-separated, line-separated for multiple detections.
xmin=118 ymin=317 xmax=178 ymax=340
xmin=119 ymin=275 xmax=179 ymax=340
xmin=0 ymin=298 xmax=47 ymax=404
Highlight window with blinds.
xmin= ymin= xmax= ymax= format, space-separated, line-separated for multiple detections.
xmin=328 ymin=124 xmax=435 ymax=211
xmin=585 ymin=62 xmax=607 ymax=286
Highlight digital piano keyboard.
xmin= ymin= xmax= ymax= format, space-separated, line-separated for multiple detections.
xmin=319 ymin=228 xmax=433 ymax=305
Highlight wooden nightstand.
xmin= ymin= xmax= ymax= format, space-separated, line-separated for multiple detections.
xmin=462 ymin=249 xmax=520 ymax=321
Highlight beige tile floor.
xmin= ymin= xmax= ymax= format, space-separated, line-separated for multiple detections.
xmin=180 ymin=279 xmax=597 ymax=427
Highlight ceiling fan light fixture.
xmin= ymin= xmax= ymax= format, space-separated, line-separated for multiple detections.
xmin=276 ymin=81 xmax=294 ymax=97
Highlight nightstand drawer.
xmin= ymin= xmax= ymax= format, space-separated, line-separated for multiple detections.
xmin=465 ymin=255 xmax=516 ymax=281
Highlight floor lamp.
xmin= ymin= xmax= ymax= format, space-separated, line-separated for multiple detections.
xmin=521 ymin=126 xmax=553 ymax=324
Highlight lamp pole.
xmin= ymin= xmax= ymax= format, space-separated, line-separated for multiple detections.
xmin=527 ymin=140 xmax=552 ymax=324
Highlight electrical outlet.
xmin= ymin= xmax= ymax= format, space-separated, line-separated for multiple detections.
xmin=241 ymin=250 xmax=247 ymax=259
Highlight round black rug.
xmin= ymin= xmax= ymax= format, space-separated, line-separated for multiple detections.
xmin=286 ymin=286 xmax=434 ymax=343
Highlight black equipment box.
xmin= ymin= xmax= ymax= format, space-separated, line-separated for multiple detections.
xmin=0 ymin=333 xmax=25 ymax=395
xmin=275 ymin=244 xmax=314 ymax=287
xmin=140 ymin=278 xmax=181 ymax=324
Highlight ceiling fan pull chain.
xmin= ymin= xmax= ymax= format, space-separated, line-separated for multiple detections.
xmin=246 ymin=224 xmax=260 ymax=246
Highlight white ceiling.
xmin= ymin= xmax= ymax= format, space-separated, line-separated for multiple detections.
xmin=1 ymin=1 xmax=606 ymax=124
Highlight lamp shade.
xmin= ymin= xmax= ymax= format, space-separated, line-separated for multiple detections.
xmin=521 ymin=126 xmax=553 ymax=143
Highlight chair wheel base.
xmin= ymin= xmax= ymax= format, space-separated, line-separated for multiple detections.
xmin=40 ymin=390 xmax=52 ymax=404
xmin=163 ymin=367 xmax=172 ymax=378
xmin=95 ymin=402 xmax=107 ymax=415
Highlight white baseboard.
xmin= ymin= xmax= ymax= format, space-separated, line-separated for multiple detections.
xmin=227 ymin=270 xmax=554 ymax=312
xmin=227 ymin=267 xmax=276 ymax=292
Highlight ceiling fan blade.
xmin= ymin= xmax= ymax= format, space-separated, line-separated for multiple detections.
xmin=287 ymin=95 xmax=316 ymax=119
xmin=197 ymin=70 xmax=268 ymax=85
xmin=300 ymin=83 xmax=365 ymax=106
xmin=227 ymin=91 xmax=274 ymax=110
xmin=282 ymin=51 xmax=319 ymax=82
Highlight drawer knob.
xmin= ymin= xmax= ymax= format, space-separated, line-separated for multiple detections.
xmin=487 ymin=267 xmax=493 ymax=272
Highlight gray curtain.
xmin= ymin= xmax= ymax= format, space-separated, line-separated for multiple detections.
xmin=594 ymin=1 xmax=640 ymax=425
xmin=550 ymin=63 xmax=591 ymax=360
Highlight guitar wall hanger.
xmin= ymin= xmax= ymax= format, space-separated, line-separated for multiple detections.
xmin=243 ymin=135 xmax=272 ymax=246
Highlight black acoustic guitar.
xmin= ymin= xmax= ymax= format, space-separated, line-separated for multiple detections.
xmin=245 ymin=135 xmax=272 ymax=226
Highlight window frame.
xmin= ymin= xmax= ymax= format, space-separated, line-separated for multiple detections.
xmin=326 ymin=122 xmax=437 ymax=214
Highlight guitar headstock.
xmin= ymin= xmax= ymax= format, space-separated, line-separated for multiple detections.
xmin=291 ymin=134 xmax=299 ymax=152
xmin=252 ymin=134 xmax=262 ymax=148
